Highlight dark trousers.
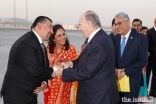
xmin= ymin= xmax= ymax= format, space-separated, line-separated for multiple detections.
xmin=146 ymin=64 xmax=152 ymax=89
xmin=3 ymin=100 xmax=13 ymax=104
xmin=146 ymin=55 xmax=156 ymax=94
xmin=118 ymin=92 xmax=139 ymax=104
xmin=150 ymin=65 xmax=156 ymax=92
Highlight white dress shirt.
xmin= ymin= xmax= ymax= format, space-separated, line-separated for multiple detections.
xmin=120 ymin=29 xmax=131 ymax=45
xmin=32 ymin=30 xmax=42 ymax=43
xmin=87 ymin=28 xmax=101 ymax=43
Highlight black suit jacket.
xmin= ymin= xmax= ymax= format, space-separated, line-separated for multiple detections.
xmin=0 ymin=31 xmax=53 ymax=104
xmin=113 ymin=29 xmax=148 ymax=93
xmin=109 ymin=32 xmax=115 ymax=39
xmin=147 ymin=27 xmax=156 ymax=66
xmin=62 ymin=29 xmax=119 ymax=104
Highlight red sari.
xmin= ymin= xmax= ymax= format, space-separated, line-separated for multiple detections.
xmin=44 ymin=45 xmax=78 ymax=104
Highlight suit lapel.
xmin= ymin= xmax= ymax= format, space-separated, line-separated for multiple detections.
xmin=79 ymin=44 xmax=88 ymax=57
xmin=79 ymin=29 xmax=103 ymax=58
xmin=30 ymin=31 xmax=49 ymax=66
xmin=121 ymin=30 xmax=135 ymax=58
xmin=152 ymin=27 xmax=156 ymax=34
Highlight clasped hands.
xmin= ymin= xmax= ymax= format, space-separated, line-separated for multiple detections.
xmin=52 ymin=61 xmax=72 ymax=77
xmin=33 ymin=61 xmax=72 ymax=95
xmin=115 ymin=68 xmax=125 ymax=80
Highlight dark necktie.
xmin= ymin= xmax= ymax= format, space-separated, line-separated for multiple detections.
xmin=41 ymin=43 xmax=47 ymax=66
xmin=81 ymin=38 xmax=88 ymax=51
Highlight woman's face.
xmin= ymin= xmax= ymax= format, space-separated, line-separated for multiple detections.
xmin=141 ymin=29 xmax=147 ymax=35
xmin=53 ymin=28 xmax=67 ymax=46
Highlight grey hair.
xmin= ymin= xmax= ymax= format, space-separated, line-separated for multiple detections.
xmin=115 ymin=12 xmax=130 ymax=21
xmin=85 ymin=10 xmax=101 ymax=28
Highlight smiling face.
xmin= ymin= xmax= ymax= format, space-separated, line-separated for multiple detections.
xmin=115 ymin=16 xmax=130 ymax=35
xmin=41 ymin=20 xmax=53 ymax=41
xmin=132 ymin=21 xmax=142 ymax=32
xmin=37 ymin=19 xmax=53 ymax=42
xmin=53 ymin=28 xmax=67 ymax=46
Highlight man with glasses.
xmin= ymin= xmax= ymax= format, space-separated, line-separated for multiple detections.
xmin=113 ymin=12 xmax=148 ymax=104
xmin=0 ymin=16 xmax=58 ymax=104
xmin=132 ymin=18 xmax=142 ymax=33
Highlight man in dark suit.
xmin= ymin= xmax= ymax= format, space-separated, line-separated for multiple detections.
xmin=54 ymin=10 xmax=119 ymax=104
xmin=0 ymin=16 xmax=57 ymax=104
xmin=147 ymin=18 xmax=156 ymax=97
xmin=109 ymin=18 xmax=118 ymax=39
xmin=113 ymin=12 xmax=148 ymax=104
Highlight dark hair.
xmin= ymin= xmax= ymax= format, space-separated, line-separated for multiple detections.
xmin=132 ymin=18 xmax=142 ymax=25
xmin=140 ymin=26 xmax=148 ymax=31
xmin=111 ymin=18 xmax=115 ymax=26
xmin=31 ymin=16 xmax=52 ymax=29
xmin=48 ymin=24 xmax=70 ymax=54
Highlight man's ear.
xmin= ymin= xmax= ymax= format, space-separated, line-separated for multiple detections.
xmin=87 ymin=21 xmax=92 ymax=28
xmin=37 ymin=23 xmax=42 ymax=29
xmin=127 ymin=20 xmax=130 ymax=27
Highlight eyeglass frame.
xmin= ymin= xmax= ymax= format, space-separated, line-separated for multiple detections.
xmin=132 ymin=24 xmax=141 ymax=27
xmin=114 ymin=20 xmax=128 ymax=28
xmin=41 ymin=22 xmax=53 ymax=29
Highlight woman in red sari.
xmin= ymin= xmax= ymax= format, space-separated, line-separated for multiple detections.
xmin=44 ymin=24 xmax=78 ymax=104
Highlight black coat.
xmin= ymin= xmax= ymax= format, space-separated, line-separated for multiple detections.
xmin=0 ymin=31 xmax=53 ymax=104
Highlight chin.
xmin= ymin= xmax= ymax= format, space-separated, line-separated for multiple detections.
xmin=83 ymin=34 xmax=87 ymax=38
xmin=61 ymin=42 xmax=66 ymax=45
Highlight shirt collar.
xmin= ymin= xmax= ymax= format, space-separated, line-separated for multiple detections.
xmin=32 ymin=30 xmax=42 ymax=43
xmin=88 ymin=28 xmax=101 ymax=43
xmin=120 ymin=29 xmax=131 ymax=45
xmin=121 ymin=29 xmax=131 ymax=40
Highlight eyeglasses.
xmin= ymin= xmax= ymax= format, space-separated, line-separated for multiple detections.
xmin=132 ymin=24 xmax=141 ymax=27
xmin=114 ymin=20 xmax=128 ymax=27
xmin=42 ymin=22 xmax=53 ymax=29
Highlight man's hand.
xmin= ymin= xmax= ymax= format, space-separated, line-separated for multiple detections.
xmin=115 ymin=68 xmax=125 ymax=80
xmin=52 ymin=66 xmax=63 ymax=77
xmin=33 ymin=82 xmax=46 ymax=95
xmin=148 ymin=52 xmax=150 ymax=57
xmin=60 ymin=61 xmax=73 ymax=69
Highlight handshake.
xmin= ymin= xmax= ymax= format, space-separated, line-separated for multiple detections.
xmin=34 ymin=61 xmax=73 ymax=95
xmin=52 ymin=61 xmax=73 ymax=77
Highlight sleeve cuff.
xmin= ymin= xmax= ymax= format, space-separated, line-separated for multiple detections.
xmin=53 ymin=67 xmax=58 ymax=72
xmin=70 ymin=62 xmax=73 ymax=68
xmin=43 ymin=81 xmax=47 ymax=90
